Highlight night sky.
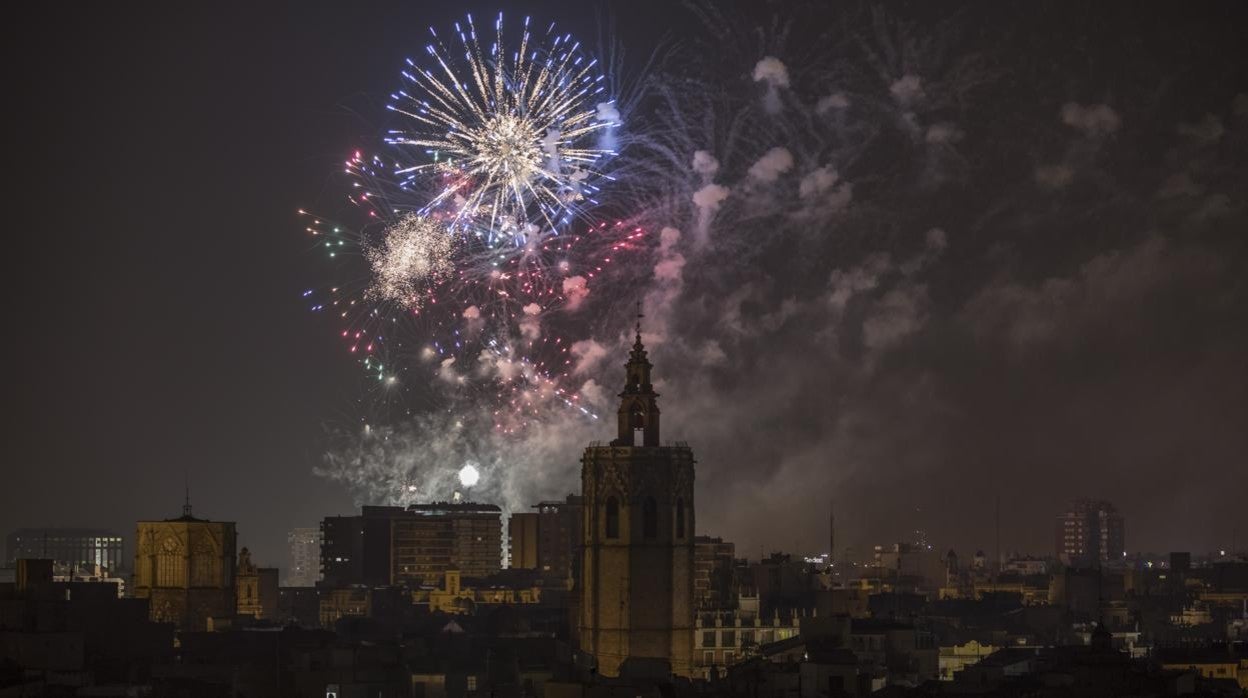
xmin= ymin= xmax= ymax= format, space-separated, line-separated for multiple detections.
xmin=7 ymin=1 xmax=1247 ymax=572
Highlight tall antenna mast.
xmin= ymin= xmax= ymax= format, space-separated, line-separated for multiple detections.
xmin=183 ymin=474 xmax=193 ymax=518
xmin=994 ymin=494 xmax=1001 ymax=583
xmin=829 ymin=500 xmax=836 ymax=570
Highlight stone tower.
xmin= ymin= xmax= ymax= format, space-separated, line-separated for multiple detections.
xmin=133 ymin=498 xmax=237 ymax=631
xmin=579 ymin=319 xmax=695 ymax=677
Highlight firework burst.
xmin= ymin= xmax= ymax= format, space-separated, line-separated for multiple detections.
xmin=388 ymin=12 xmax=618 ymax=242
xmin=364 ymin=213 xmax=455 ymax=310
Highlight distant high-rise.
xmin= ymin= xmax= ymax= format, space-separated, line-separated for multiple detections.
xmin=286 ymin=527 xmax=321 ymax=587
xmin=5 ymin=528 xmax=125 ymax=573
xmin=321 ymin=502 xmax=502 ymax=587
xmin=1055 ymin=499 xmax=1125 ymax=567
xmin=320 ymin=506 xmax=404 ymax=588
xmin=693 ymin=536 xmax=736 ymax=610
xmin=398 ymin=501 xmax=502 ymax=583
xmin=132 ymin=499 xmax=237 ymax=631
xmin=536 ymin=495 xmax=583 ymax=585
xmin=505 ymin=496 xmax=584 ymax=582
xmin=508 ymin=512 xmax=539 ymax=569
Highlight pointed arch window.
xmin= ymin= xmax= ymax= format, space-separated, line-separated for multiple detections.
xmin=631 ymin=407 xmax=645 ymax=446
xmin=643 ymin=497 xmax=658 ymax=540
xmin=606 ymin=497 xmax=620 ymax=539
xmin=676 ymin=498 xmax=686 ymax=539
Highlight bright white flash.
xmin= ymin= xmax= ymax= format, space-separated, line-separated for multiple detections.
xmin=458 ymin=463 xmax=480 ymax=487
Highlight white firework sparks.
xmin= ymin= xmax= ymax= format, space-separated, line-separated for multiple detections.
xmin=387 ymin=12 xmax=617 ymax=242
xmin=365 ymin=214 xmax=455 ymax=309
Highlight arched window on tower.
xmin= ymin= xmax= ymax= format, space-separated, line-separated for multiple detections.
xmin=676 ymin=498 xmax=686 ymax=539
xmin=631 ymin=408 xmax=645 ymax=446
xmin=605 ymin=497 xmax=619 ymax=539
xmin=643 ymin=497 xmax=658 ymax=539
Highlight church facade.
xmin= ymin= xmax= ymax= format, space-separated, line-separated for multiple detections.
xmin=579 ymin=326 xmax=696 ymax=677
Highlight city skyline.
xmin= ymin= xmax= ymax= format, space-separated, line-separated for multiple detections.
xmin=5 ymin=1 xmax=1248 ymax=570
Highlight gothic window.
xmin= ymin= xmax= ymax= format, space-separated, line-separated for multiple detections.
xmin=157 ymin=537 xmax=183 ymax=587
xmin=676 ymin=498 xmax=686 ymax=539
xmin=643 ymin=497 xmax=657 ymax=539
xmin=605 ymin=497 xmax=619 ymax=539
xmin=157 ymin=553 xmax=183 ymax=587
xmin=192 ymin=541 xmax=218 ymax=587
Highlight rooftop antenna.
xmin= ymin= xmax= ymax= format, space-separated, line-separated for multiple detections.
xmin=635 ymin=300 xmax=644 ymax=339
xmin=994 ymin=494 xmax=1001 ymax=583
xmin=829 ymin=499 xmax=835 ymax=571
xmin=183 ymin=475 xmax=193 ymax=518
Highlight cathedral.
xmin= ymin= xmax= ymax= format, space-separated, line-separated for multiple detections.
xmin=132 ymin=498 xmax=237 ymax=631
xmin=578 ymin=320 xmax=696 ymax=677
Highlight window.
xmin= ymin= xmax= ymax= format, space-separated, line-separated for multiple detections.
xmin=702 ymin=631 xmax=716 ymax=647
xmin=606 ymin=498 xmax=619 ymax=539
xmin=157 ymin=553 xmax=182 ymax=587
xmin=703 ymin=651 xmax=715 ymax=666
xmin=721 ymin=631 xmax=735 ymax=648
xmin=676 ymin=498 xmax=685 ymax=538
xmin=643 ymin=497 xmax=657 ymax=539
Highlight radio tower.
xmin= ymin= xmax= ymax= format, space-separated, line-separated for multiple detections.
xmin=829 ymin=500 xmax=836 ymax=569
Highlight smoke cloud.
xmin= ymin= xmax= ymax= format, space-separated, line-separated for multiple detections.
xmin=748 ymin=147 xmax=795 ymax=183
xmin=752 ymin=56 xmax=790 ymax=113
xmin=319 ymin=4 xmax=1248 ymax=561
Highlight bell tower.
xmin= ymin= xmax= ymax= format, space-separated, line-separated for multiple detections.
xmin=579 ymin=311 xmax=695 ymax=677
xmin=613 ymin=307 xmax=661 ymax=447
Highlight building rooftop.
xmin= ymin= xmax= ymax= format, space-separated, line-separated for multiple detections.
xmin=407 ymin=502 xmax=502 ymax=514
